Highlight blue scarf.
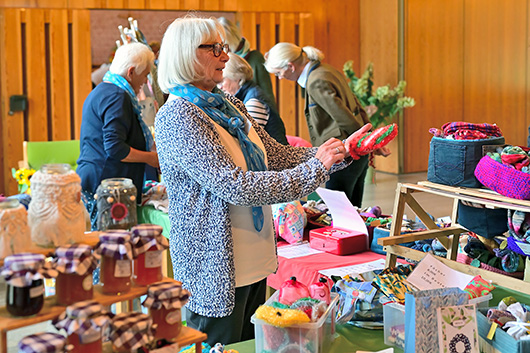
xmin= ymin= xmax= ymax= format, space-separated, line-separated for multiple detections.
xmin=169 ymin=84 xmax=267 ymax=232
xmin=103 ymin=71 xmax=154 ymax=151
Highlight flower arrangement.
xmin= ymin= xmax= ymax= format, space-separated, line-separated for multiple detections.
xmin=11 ymin=167 xmax=35 ymax=194
xmin=343 ymin=61 xmax=415 ymax=128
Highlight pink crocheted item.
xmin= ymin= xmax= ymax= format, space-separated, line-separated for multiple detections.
xmin=474 ymin=155 xmax=530 ymax=200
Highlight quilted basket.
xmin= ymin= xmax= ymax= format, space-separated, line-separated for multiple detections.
xmin=474 ymin=155 xmax=530 ymax=200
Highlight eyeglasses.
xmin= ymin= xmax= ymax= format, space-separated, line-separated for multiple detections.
xmin=198 ymin=42 xmax=230 ymax=57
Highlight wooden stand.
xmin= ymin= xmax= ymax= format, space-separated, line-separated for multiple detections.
xmin=0 ymin=278 xmax=207 ymax=353
xmin=380 ymin=181 xmax=530 ymax=294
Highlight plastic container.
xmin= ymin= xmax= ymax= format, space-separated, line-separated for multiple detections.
xmin=95 ymin=178 xmax=137 ymax=231
xmin=380 ymin=296 xmax=405 ymax=350
xmin=468 ymin=293 xmax=492 ymax=308
xmin=251 ymin=291 xmax=338 ymax=353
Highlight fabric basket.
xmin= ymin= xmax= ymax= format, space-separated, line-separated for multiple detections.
xmin=427 ymin=136 xmax=505 ymax=188
xmin=457 ymin=201 xmax=508 ymax=239
xmin=475 ymin=155 xmax=530 ymax=200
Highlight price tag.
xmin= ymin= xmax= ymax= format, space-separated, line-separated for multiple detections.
xmin=114 ymin=259 xmax=131 ymax=278
xmin=30 ymin=285 xmax=44 ymax=298
xmin=487 ymin=322 xmax=498 ymax=340
xmin=145 ymin=251 xmax=162 ymax=268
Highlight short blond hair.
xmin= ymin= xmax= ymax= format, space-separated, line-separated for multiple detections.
xmin=109 ymin=42 xmax=154 ymax=77
xmin=223 ymin=52 xmax=253 ymax=84
xmin=157 ymin=15 xmax=226 ymax=92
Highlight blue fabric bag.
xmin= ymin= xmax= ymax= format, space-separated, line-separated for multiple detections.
xmin=371 ymin=227 xmax=415 ymax=255
xmin=457 ymin=201 xmax=508 ymax=239
xmin=404 ymin=287 xmax=468 ymax=353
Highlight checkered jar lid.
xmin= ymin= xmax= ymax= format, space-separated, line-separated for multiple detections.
xmin=53 ymin=300 xmax=111 ymax=336
xmin=55 ymin=244 xmax=97 ymax=275
xmin=18 ymin=332 xmax=71 ymax=353
xmin=109 ymin=312 xmax=154 ymax=351
xmin=2 ymin=253 xmax=58 ymax=287
xmin=130 ymin=224 xmax=169 ymax=257
xmin=142 ymin=281 xmax=190 ymax=310
xmin=94 ymin=230 xmax=133 ymax=260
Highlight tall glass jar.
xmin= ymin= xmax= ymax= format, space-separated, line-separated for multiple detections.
xmin=142 ymin=281 xmax=190 ymax=341
xmin=53 ymin=300 xmax=111 ymax=353
xmin=0 ymin=198 xmax=31 ymax=258
xmin=109 ymin=312 xmax=154 ymax=353
xmin=1 ymin=253 xmax=57 ymax=317
xmin=95 ymin=178 xmax=137 ymax=231
xmin=28 ymin=163 xmax=85 ymax=247
xmin=94 ymin=230 xmax=133 ymax=295
xmin=55 ymin=244 xmax=98 ymax=305
xmin=18 ymin=332 xmax=70 ymax=353
xmin=131 ymin=224 xmax=169 ymax=286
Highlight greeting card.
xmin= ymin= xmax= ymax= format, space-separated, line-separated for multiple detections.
xmin=437 ymin=304 xmax=479 ymax=353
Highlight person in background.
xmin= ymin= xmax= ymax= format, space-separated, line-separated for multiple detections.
xmin=220 ymin=52 xmax=288 ymax=145
xmin=218 ymin=17 xmax=276 ymax=106
xmin=264 ymin=42 xmax=390 ymax=207
xmin=77 ymin=42 xmax=159 ymax=230
xmin=155 ymin=15 xmax=371 ymax=345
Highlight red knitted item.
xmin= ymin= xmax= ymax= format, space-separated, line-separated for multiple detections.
xmin=474 ymin=155 xmax=530 ymax=200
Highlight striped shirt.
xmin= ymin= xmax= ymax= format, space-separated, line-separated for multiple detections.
xmin=245 ymin=98 xmax=269 ymax=127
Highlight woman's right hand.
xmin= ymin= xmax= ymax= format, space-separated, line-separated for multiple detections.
xmin=314 ymin=138 xmax=347 ymax=170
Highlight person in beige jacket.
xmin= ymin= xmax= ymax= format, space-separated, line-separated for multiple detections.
xmin=265 ymin=42 xmax=389 ymax=206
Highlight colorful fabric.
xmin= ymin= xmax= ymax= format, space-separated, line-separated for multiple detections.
xmin=55 ymin=244 xmax=97 ymax=276
xmin=93 ymin=230 xmax=133 ymax=260
xmin=109 ymin=312 xmax=154 ymax=351
xmin=18 ymin=332 xmax=70 ymax=353
xmin=142 ymin=281 xmax=190 ymax=310
xmin=430 ymin=122 xmax=503 ymax=139
xmin=463 ymin=275 xmax=495 ymax=299
xmin=1 ymin=253 xmax=57 ymax=287
xmin=373 ymin=265 xmax=415 ymax=304
xmin=475 ymin=155 xmax=530 ymax=200
xmin=271 ymin=201 xmax=307 ymax=244
xmin=102 ymin=71 xmax=154 ymax=151
xmin=168 ymin=84 xmax=267 ymax=232
xmin=130 ymin=224 xmax=169 ymax=257
xmin=53 ymin=300 xmax=110 ymax=336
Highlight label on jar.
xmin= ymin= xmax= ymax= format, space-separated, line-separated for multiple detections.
xmin=114 ymin=259 xmax=132 ymax=278
xmin=82 ymin=274 xmax=93 ymax=291
xmin=145 ymin=250 xmax=162 ymax=268
xmin=29 ymin=284 xmax=44 ymax=298
xmin=79 ymin=330 xmax=101 ymax=344
xmin=165 ymin=309 xmax=181 ymax=325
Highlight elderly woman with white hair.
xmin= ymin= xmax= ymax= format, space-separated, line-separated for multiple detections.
xmin=155 ymin=15 xmax=371 ymax=345
xmin=77 ymin=42 xmax=159 ymax=230
xmin=220 ymin=52 xmax=288 ymax=145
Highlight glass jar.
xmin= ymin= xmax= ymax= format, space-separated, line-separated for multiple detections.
xmin=53 ymin=300 xmax=110 ymax=353
xmin=18 ymin=332 xmax=69 ymax=353
xmin=1 ymin=253 xmax=56 ymax=317
xmin=109 ymin=312 xmax=154 ymax=352
xmin=55 ymin=244 xmax=97 ymax=305
xmin=142 ymin=281 xmax=190 ymax=341
xmin=131 ymin=224 xmax=169 ymax=286
xmin=0 ymin=198 xmax=30 ymax=258
xmin=95 ymin=230 xmax=133 ymax=295
xmin=95 ymin=178 xmax=137 ymax=231
xmin=40 ymin=163 xmax=72 ymax=174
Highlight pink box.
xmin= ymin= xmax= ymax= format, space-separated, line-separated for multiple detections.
xmin=309 ymin=226 xmax=368 ymax=255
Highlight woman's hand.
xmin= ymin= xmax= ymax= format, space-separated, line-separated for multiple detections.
xmin=344 ymin=123 xmax=373 ymax=159
xmin=315 ymin=138 xmax=348 ymax=170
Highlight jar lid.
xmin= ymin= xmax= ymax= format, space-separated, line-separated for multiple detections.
xmin=55 ymin=244 xmax=92 ymax=259
xmin=100 ymin=178 xmax=134 ymax=188
xmin=2 ymin=253 xmax=57 ymax=287
xmin=55 ymin=244 xmax=97 ymax=275
xmin=53 ymin=300 xmax=110 ymax=336
xmin=110 ymin=312 xmax=153 ymax=351
xmin=65 ymin=300 xmax=104 ymax=319
xmin=40 ymin=163 xmax=71 ymax=175
xmin=4 ymin=253 xmax=45 ymax=271
xmin=130 ymin=224 xmax=169 ymax=256
xmin=131 ymin=224 xmax=163 ymax=238
xmin=94 ymin=230 xmax=133 ymax=260
xmin=98 ymin=230 xmax=131 ymax=244
xmin=18 ymin=332 xmax=70 ymax=353
xmin=143 ymin=281 xmax=190 ymax=310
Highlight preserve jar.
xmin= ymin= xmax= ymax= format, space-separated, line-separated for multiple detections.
xmin=131 ymin=224 xmax=169 ymax=286
xmin=142 ymin=281 xmax=190 ymax=341
xmin=109 ymin=312 xmax=154 ymax=352
xmin=93 ymin=230 xmax=133 ymax=295
xmin=28 ymin=163 xmax=85 ymax=247
xmin=54 ymin=244 xmax=98 ymax=305
xmin=18 ymin=332 xmax=70 ymax=353
xmin=95 ymin=178 xmax=137 ymax=231
xmin=1 ymin=253 xmax=57 ymax=317
xmin=0 ymin=198 xmax=31 ymax=258
xmin=53 ymin=300 xmax=111 ymax=353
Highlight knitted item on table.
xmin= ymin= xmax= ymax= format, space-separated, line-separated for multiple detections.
xmin=429 ymin=122 xmax=503 ymax=139
xmin=475 ymin=155 xmax=530 ymax=200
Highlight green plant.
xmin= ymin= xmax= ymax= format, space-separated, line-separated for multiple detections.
xmin=343 ymin=61 xmax=415 ymax=128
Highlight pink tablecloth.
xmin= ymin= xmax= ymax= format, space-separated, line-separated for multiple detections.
xmin=267 ymin=241 xmax=388 ymax=289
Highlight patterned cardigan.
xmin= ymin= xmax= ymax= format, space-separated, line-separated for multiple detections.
xmin=155 ymin=94 xmax=349 ymax=317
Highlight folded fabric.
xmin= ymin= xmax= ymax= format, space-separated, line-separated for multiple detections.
xmin=463 ymin=275 xmax=495 ymax=299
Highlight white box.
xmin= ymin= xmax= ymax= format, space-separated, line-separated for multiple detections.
xmin=381 ymin=297 xmax=405 ymax=349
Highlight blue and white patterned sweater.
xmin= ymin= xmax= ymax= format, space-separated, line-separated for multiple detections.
xmin=155 ymin=94 xmax=349 ymax=317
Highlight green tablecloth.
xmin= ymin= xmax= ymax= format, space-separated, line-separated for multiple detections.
xmin=138 ymin=205 xmax=170 ymax=236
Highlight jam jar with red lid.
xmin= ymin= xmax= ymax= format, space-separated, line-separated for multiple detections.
xmin=131 ymin=224 xmax=169 ymax=286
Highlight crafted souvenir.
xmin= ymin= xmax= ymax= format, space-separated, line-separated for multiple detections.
xmin=347 ymin=123 xmax=398 ymax=159
xmin=279 ymin=277 xmax=310 ymax=306
xmin=309 ymin=277 xmax=331 ymax=305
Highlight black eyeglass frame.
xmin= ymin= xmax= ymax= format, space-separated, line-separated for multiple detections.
xmin=198 ymin=43 xmax=230 ymax=57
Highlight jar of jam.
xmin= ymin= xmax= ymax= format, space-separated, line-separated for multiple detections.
xmin=55 ymin=244 xmax=98 ymax=305
xmin=109 ymin=312 xmax=154 ymax=352
xmin=0 ymin=198 xmax=31 ymax=258
xmin=94 ymin=230 xmax=133 ymax=295
xmin=95 ymin=178 xmax=138 ymax=231
xmin=18 ymin=332 xmax=70 ymax=353
xmin=1 ymin=253 xmax=57 ymax=317
xmin=142 ymin=281 xmax=190 ymax=341
xmin=131 ymin=224 xmax=169 ymax=286
xmin=53 ymin=300 xmax=111 ymax=353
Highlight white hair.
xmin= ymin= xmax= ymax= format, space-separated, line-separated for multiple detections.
xmin=157 ymin=15 xmax=226 ymax=92
xmin=264 ymin=42 xmax=324 ymax=72
xmin=223 ymin=52 xmax=253 ymax=83
xmin=217 ymin=17 xmax=241 ymax=53
xmin=109 ymin=42 xmax=155 ymax=77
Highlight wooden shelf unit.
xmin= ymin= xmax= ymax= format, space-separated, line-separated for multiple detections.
xmin=0 ymin=278 xmax=206 ymax=353
xmin=380 ymin=181 xmax=530 ymax=294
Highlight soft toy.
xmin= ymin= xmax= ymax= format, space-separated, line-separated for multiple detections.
xmin=347 ymin=123 xmax=398 ymax=159
xmin=279 ymin=277 xmax=310 ymax=306
xmin=309 ymin=277 xmax=331 ymax=305
xmin=255 ymin=305 xmax=311 ymax=327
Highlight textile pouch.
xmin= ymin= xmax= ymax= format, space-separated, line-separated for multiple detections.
xmin=272 ymin=201 xmax=307 ymax=244
xmin=427 ymin=136 xmax=505 ymax=187
xmin=371 ymin=227 xmax=415 ymax=255
xmin=404 ymin=287 xmax=468 ymax=353
xmin=457 ymin=201 xmax=508 ymax=239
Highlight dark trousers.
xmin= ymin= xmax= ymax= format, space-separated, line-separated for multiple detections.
xmin=326 ymin=155 xmax=369 ymax=207
xmin=185 ymin=278 xmax=267 ymax=346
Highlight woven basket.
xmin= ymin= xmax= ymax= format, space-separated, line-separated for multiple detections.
xmin=474 ymin=155 xmax=530 ymax=200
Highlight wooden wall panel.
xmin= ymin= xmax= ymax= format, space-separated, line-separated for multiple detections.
xmin=238 ymin=12 xmax=257 ymax=48
xmin=25 ymin=9 xmax=49 ymax=142
xmin=258 ymin=12 xmax=276 ymax=97
xmin=127 ymin=0 xmax=145 ymax=9
xmin=403 ymin=0 xmax=464 ymax=173
xmin=277 ymin=13 xmax=297 ymax=136
xmin=464 ymin=0 xmax=527 ymax=146
xmin=0 ymin=8 xmax=23 ymax=195
xmin=297 ymin=13 xmax=313 ymax=142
